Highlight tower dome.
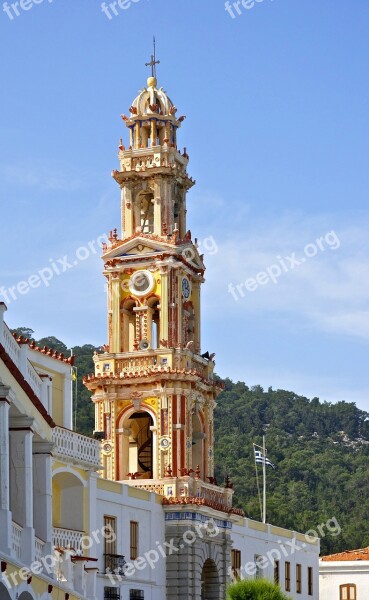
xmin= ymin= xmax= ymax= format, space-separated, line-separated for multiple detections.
xmin=130 ymin=77 xmax=177 ymax=117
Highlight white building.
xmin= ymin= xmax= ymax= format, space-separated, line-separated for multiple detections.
xmin=320 ymin=548 xmax=369 ymax=600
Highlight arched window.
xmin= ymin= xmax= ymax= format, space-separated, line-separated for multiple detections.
xmin=148 ymin=297 xmax=160 ymax=349
xmin=122 ymin=299 xmax=137 ymax=352
xmin=139 ymin=192 xmax=154 ymax=233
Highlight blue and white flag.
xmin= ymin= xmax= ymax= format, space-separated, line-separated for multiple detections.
xmin=254 ymin=448 xmax=275 ymax=469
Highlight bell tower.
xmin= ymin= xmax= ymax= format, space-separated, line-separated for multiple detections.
xmin=84 ymin=59 xmax=237 ymax=519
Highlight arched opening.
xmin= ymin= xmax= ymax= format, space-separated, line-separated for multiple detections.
xmin=121 ymin=298 xmax=137 ymax=352
xmin=0 ymin=583 xmax=12 ymax=600
xmin=148 ymin=297 xmax=160 ymax=350
xmin=201 ymin=559 xmax=220 ymax=600
xmin=117 ymin=410 xmax=155 ymax=480
xmin=184 ymin=302 xmax=195 ymax=345
xmin=137 ymin=191 xmax=154 ymax=234
xmin=192 ymin=413 xmax=204 ymax=475
xmin=52 ymin=472 xmax=84 ymax=534
xmin=18 ymin=592 xmax=34 ymax=600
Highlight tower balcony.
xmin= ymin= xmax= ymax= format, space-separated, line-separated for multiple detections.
xmin=124 ymin=475 xmax=243 ymax=516
xmin=92 ymin=348 xmax=217 ymax=385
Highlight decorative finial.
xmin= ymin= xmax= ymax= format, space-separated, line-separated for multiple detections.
xmin=145 ymin=36 xmax=160 ymax=85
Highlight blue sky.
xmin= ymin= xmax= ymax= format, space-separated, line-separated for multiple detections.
xmin=0 ymin=0 xmax=368 ymax=408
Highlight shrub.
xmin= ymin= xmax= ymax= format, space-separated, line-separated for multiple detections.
xmin=227 ymin=578 xmax=289 ymax=600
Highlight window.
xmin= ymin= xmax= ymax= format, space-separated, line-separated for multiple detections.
xmin=285 ymin=562 xmax=291 ymax=592
xmin=254 ymin=555 xmax=263 ymax=579
xmin=274 ymin=560 xmax=280 ymax=585
xmin=231 ymin=549 xmax=241 ymax=580
xmin=130 ymin=521 xmax=139 ymax=560
xmin=104 ymin=587 xmax=120 ymax=600
xmin=104 ymin=516 xmax=117 ymax=555
xmin=340 ymin=584 xmax=356 ymax=600
xmin=130 ymin=591 xmax=144 ymax=600
xmin=296 ymin=564 xmax=302 ymax=594
xmin=308 ymin=567 xmax=313 ymax=596
xmin=104 ymin=516 xmax=126 ymax=574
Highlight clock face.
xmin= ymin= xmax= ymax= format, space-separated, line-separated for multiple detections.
xmin=182 ymin=277 xmax=191 ymax=299
xmin=129 ymin=270 xmax=154 ymax=297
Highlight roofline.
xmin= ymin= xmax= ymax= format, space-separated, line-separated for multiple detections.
xmin=0 ymin=342 xmax=56 ymax=428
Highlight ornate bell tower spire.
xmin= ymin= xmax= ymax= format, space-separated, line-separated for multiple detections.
xmin=84 ymin=63 xmax=235 ymax=518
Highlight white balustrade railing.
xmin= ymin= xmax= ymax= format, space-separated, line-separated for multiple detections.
xmin=27 ymin=361 xmax=43 ymax=398
xmin=35 ymin=537 xmax=45 ymax=561
xmin=12 ymin=521 xmax=22 ymax=560
xmin=52 ymin=527 xmax=84 ymax=554
xmin=2 ymin=322 xmax=21 ymax=364
xmin=52 ymin=426 xmax=101 ymax=468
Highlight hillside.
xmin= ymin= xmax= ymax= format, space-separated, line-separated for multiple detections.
xmin=13 ymin=328 xmax=369 ymax=555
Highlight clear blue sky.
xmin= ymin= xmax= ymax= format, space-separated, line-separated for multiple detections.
xmin=1 ymin=0 xmax=368 ymax=408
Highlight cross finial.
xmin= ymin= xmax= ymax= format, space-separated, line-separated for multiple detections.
xmin=145 ymin=36 xmax=160 ymax=79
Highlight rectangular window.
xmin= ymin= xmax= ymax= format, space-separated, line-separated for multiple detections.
xmin=104 ymin=516 xmax=117 ymax=555
xmin=296 ymin=564 xmax=302 ymax=593
xmin=104 ymin=587 xmax=120 ymax=600
xmin=130 ymin=521 xmax=139 ymax=560
xmin=130 ymin=591 xmax=144 ymax=600
xmin=340 ymin=585 xmax=356 ymax=600
xmin=308 ymin=567 xmax=313 ymax=596
xmin=231 ymin=549 xmax=241 ymax=579
xmin=274 ymin=560 xmax=280 ymax=585
xmin=104 ymin=516 xmax=118 ymax=574
xmin=285 ymin=561 xmax=291 ymax=592
xmin=254 ymin=555 xmax=263 ymax=579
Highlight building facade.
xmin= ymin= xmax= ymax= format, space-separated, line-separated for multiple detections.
xmin=320 ymin=548 xmax=369 ymax=600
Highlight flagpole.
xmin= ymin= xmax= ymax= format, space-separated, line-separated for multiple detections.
xmin=262 ymin=435 xmax=266 ymax=524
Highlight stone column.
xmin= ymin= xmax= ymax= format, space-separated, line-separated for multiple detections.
xmin=33 ymin=441 xmax=54 ymax=561
xmin=159 ymin=267 xmax=169 ymax=344
xmin=9 ymin=417 xmax=35 ymax=565
xmin=0 ymin=385 xmax=12 ymax=556
xmin=153 ymin=180 xmax=162 ymax=236
xmin=192 ymin=279 xmax=201 ymax=354
xmin=111 ymin=276 xmax=121 ymax=354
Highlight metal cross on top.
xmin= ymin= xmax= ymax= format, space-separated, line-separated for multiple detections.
xmin=145 ymin=36 xmax=160 ymax=78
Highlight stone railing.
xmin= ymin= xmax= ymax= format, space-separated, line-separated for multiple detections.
xmin=12 ymin=521 xmax=22 ymax=560
xmin=94 ymin=348 xmax=215 ymax=382
xmin=125 ymin=478 xmax=165 ymax=495
xmin=116 ymin=354 xmax=158 ymax=374
xmin=27 ymin=361 xmax=42 ymax=399
xmin=52 ymin=426 xmax=101 ymax=469
xmin=125 ymin=476 xmax=233 ymax=509
xmin=35 ymin=536 xmax=45 ymax=562
xmin=0 ymin=310 xmax=45 ymax=403
xmin=1 ymin=320 xmax=21 ymax=364
xmin=52 ymin=527 xmax=84 ymax=554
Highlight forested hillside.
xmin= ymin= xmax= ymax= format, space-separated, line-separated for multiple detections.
xmin=13 ymin=328 xmax=369 ymax=554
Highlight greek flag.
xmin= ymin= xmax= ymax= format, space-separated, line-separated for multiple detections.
xmin=254 ymin=448 xmax=275 ymax=469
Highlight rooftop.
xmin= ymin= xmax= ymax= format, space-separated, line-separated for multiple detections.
xmin=321 ymin=547 xmax=369 ymax=561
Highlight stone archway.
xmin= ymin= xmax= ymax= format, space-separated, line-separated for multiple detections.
xmin=18 ymin=593 xmax=34 ymax=600
xmin=201 ymin=559 xmax=220 ymax=600
xmin=0 ymin=583 xmax=12 ymax=600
